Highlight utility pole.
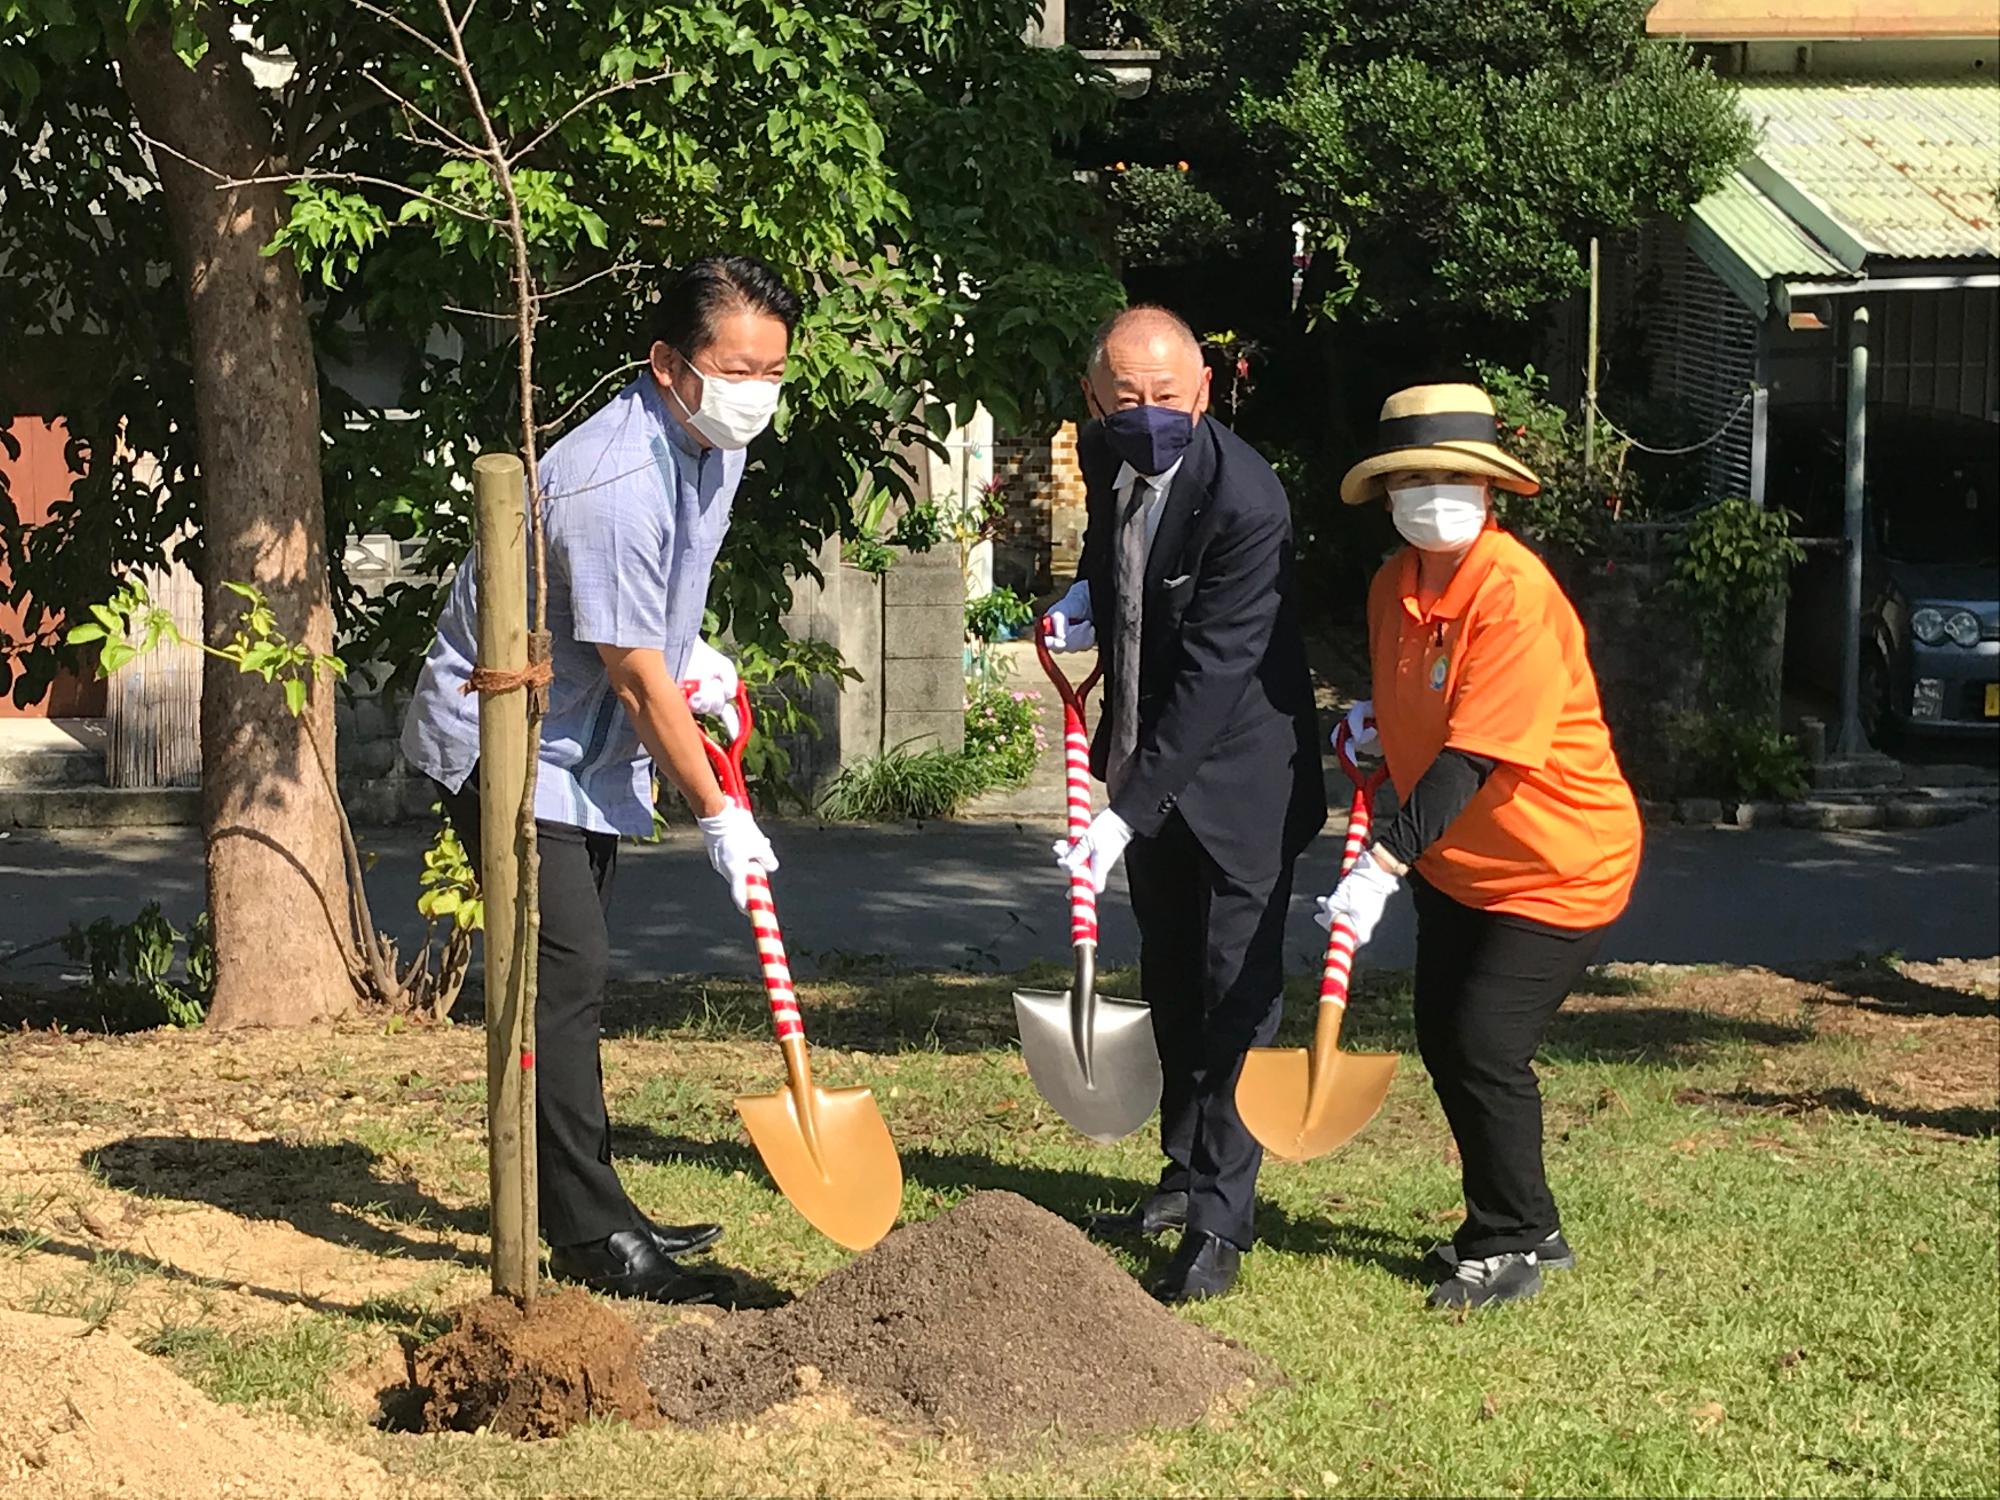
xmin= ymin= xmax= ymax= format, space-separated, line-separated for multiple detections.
xmin=1837 ymin=305 xmax=1869 ymax=756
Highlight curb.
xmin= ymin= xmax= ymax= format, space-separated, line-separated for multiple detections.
xmin=1638 ymin=788 xmax=1995 ymax=831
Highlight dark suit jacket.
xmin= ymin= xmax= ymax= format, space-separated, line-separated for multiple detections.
xmin=1077 ymin=416 xmax=1327 ymax=881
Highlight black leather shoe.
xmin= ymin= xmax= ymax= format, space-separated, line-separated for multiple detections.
xmin=1150 ymin=1230 xmax=1241 ymax=1304
xmin=548 ymin=1229 xmax=728 ymax=1304
xmin=1086 ymin=1190 xmax=1189 ymax=1240
xmin=644 ymin=1217 xmax=723 ymax=1257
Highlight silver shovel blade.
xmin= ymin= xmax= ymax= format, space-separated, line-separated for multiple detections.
xmin=1012 ymin=986 xmax=1163 ymax=1143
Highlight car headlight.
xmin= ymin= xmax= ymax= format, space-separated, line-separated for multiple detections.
xmin=1911 ymin=607 xmax=1946 ymax=645
xmin=1946 ymin=609 xmax=1981 ymax=648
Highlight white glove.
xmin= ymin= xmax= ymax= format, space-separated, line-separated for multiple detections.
xmin=684 ymin=638 xmax=742 ymax=740
xmin=1313 ymin=850 xmax=1400 ymax=950
xmin=1046 ymin=579 xmax=1095 ymax=653
xmin=1339 ymin=698 xmax=1379 ymax=760
xmin=1054 ymin=808 xmax=1133 ymax=894
xmin=697 ymin=804 xmax=779 ymax=914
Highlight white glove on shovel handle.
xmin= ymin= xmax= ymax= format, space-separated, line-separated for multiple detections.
xmin=684 ymin=638 xmax=743 ymax=740
xmin=698 ymin=803 xmax=779 ymax=915
xmin=1314 ymin=850 xmax=1399 ymax=949
xmin=1055 ymin=807 xmax=1133 ymax=895
xmin=1341 ymin=698 xmax=1380 ymax=760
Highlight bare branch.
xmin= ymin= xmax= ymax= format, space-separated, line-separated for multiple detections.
xmin=508 ymin=72 xmax=683 ymax=166
xmin=442 ymin=302 xmax=518 ymax=321
xmin=539 ymin=260 xmax=656 ymax=301
xmin=346 ymin=0 xmax=457 ymax=66
xmin=537 ymin=360 xmax=646 ymax=436
xmin=360 ymin=72 xmax=485 ymax=158
xmin=134 ymin=129 xmax=505 ymax=227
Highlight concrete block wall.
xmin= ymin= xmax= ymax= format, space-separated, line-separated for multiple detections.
xmin=881 ymin=546 xmax=968 ymax=756
xmin=335 ymin=661 xmax=437 ymax=826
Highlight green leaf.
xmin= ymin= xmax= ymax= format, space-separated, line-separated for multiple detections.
xmin=283 ymin=677 xmax=307 ymax=717
xmin=66 ymin=623 xmax=106 ymax=645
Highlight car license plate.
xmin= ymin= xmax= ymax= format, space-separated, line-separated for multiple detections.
xmin=1987 ymin=684 xmax=1999 ymax=718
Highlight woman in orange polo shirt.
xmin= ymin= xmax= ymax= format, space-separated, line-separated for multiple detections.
xmin=1317 ymin=382 xmax=1642 ymax=1311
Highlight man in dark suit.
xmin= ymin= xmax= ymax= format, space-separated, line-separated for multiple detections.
xmin=1051 ymin=305 xmax=1326 ymax=1302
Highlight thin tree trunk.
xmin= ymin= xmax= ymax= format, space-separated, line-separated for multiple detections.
xmin=120 ymin=21 xmax=353 ymax=1027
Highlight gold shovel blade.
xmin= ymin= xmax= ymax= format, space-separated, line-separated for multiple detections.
xmin=1236 ymin=1047 xmax=1398 ymax=1162
xmin=736 ymin=1083 xmax=903 ymax=1251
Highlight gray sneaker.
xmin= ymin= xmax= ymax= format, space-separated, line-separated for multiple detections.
xmin=1427 ymin=1251 xmax=1543 ymax=1310
xmin=1422 ymin=1229 xmax=1575 ymax=1283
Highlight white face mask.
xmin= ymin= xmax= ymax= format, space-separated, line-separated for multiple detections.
xmin=1389 ymin=483 xmax=1489 ymax=551
xmin=675 ymin=357 xmax=781 ymax=450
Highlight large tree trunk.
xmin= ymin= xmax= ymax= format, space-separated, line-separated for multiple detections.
xmin=120 ymin=23 xmax=354 ymax=1027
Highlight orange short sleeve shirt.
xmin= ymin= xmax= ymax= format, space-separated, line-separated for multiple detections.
xmin=1366 ymin=528 xmax=1642 ymax=929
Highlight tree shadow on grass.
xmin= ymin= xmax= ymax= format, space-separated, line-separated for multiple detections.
xmin=1541 ymin=1005 xmax=1815 ymax=1065
xmin=596 ymin=972 xmax=1034 ymax=1056
xmin=1674 ymin=1085 xmax=1998 ymax=1139
xmin=1785 ymin=960 xmax=1998 ymax=1020
xmin=88 ymin=1135 xmax=788 ymax=1310
xmin=91 ymin=1136 xmax=486 ymax=1267
xmin=0 ymin=1227 xmax=415 ymax=1320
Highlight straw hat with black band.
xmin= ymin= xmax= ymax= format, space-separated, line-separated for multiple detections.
xmin=1339 ymin=383 xmax=1541 ymax=506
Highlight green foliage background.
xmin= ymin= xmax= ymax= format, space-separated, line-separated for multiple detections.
xmin=0 ymin=0 xmax=1123 ymax=707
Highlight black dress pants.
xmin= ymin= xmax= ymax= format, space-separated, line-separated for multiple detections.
xmin=1410 ymin=874 xmax=1605 ymax=1260
xmin=1124 ymin=811 xmax=1296 ymax=1250
xmin=441 ymin=778 xmax=644 ymax=1248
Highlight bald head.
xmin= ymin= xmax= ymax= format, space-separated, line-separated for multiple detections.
xmin=1083 ymin=304 xmax=1211 ymax=427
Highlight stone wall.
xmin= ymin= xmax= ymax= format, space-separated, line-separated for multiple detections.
xmin=1556 ymin=533 xmax=1786 ymax=801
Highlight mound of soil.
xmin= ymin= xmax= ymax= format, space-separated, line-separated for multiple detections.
xmin=414 ymin=1289 xmax=662 ymax=1439
xmin=0 ymin=1309 xmax=399 ymax=1500
xmin=643 ymin=1191 xmax=1269 ymax=1449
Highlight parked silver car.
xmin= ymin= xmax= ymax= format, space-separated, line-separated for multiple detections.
xmin=1773 ymin=407 xmax=1999 ymax=744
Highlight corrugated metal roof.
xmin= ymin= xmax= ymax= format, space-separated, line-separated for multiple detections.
xmin=1737 ymin=78 xmax=2000 ymax=262
xmin=1689 ymin=170 xmax=1850 ymax=312
xmin=1648 ymin=1 xmax=1998 ymax=39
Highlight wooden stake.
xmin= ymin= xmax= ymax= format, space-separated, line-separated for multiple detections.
xmin=1584 ymin=236 xmax=1600 ymax=477
xmin=473 ymin=451 xmax=537 ymax=1302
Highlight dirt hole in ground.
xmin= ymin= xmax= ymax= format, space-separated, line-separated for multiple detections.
xmin=413 ymin=1288 xmax=662 ymax=1439
xmin=643 ymin=1190 xmax=1271 ymax=1450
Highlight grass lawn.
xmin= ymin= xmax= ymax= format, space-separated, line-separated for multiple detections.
xmin=0 ymin=955 xmax=1993 ymax=1496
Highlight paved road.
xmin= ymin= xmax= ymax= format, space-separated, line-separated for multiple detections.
xmin=3 ymin=810 xmax=1995 ymax=984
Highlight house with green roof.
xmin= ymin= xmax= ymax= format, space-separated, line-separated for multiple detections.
xmin=1574 ymin=3 xmax=1997 ymax=509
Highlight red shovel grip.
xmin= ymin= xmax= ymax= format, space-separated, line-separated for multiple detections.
xmin=1320 ymin=720 xmax=1390 ymax=1007
xmin=1038 ymin=616 xmax=1102 ymax=947
xmin=684 ymin=676 xmax=805 ymax=1044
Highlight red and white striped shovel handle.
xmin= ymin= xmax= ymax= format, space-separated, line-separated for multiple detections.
xmin=1321 ymin=721 xmax=1391 ymax=1008
xmin=1037 ymin=617 xmax=1104 ymax=948
xmin=685 ymin=679 xmax=804 ymax=1045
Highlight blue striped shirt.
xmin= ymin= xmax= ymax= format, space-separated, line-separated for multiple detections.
xmin=400 ymin=376 xmax=743 ymax=835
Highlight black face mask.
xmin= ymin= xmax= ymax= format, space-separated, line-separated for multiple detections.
xmin=1099 ymin=404 xmax=1196 ymax=476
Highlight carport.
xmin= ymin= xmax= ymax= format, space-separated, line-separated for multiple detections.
xmin=1596 ymin=71 xmax=1999 ymax=752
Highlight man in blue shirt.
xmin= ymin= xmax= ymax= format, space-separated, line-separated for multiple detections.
xmin=402 ymin=255 xmax=799 ymax=1303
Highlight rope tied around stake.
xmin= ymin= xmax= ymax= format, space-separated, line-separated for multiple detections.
xmin=461 ymin=630 xmax=554 ymax=715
